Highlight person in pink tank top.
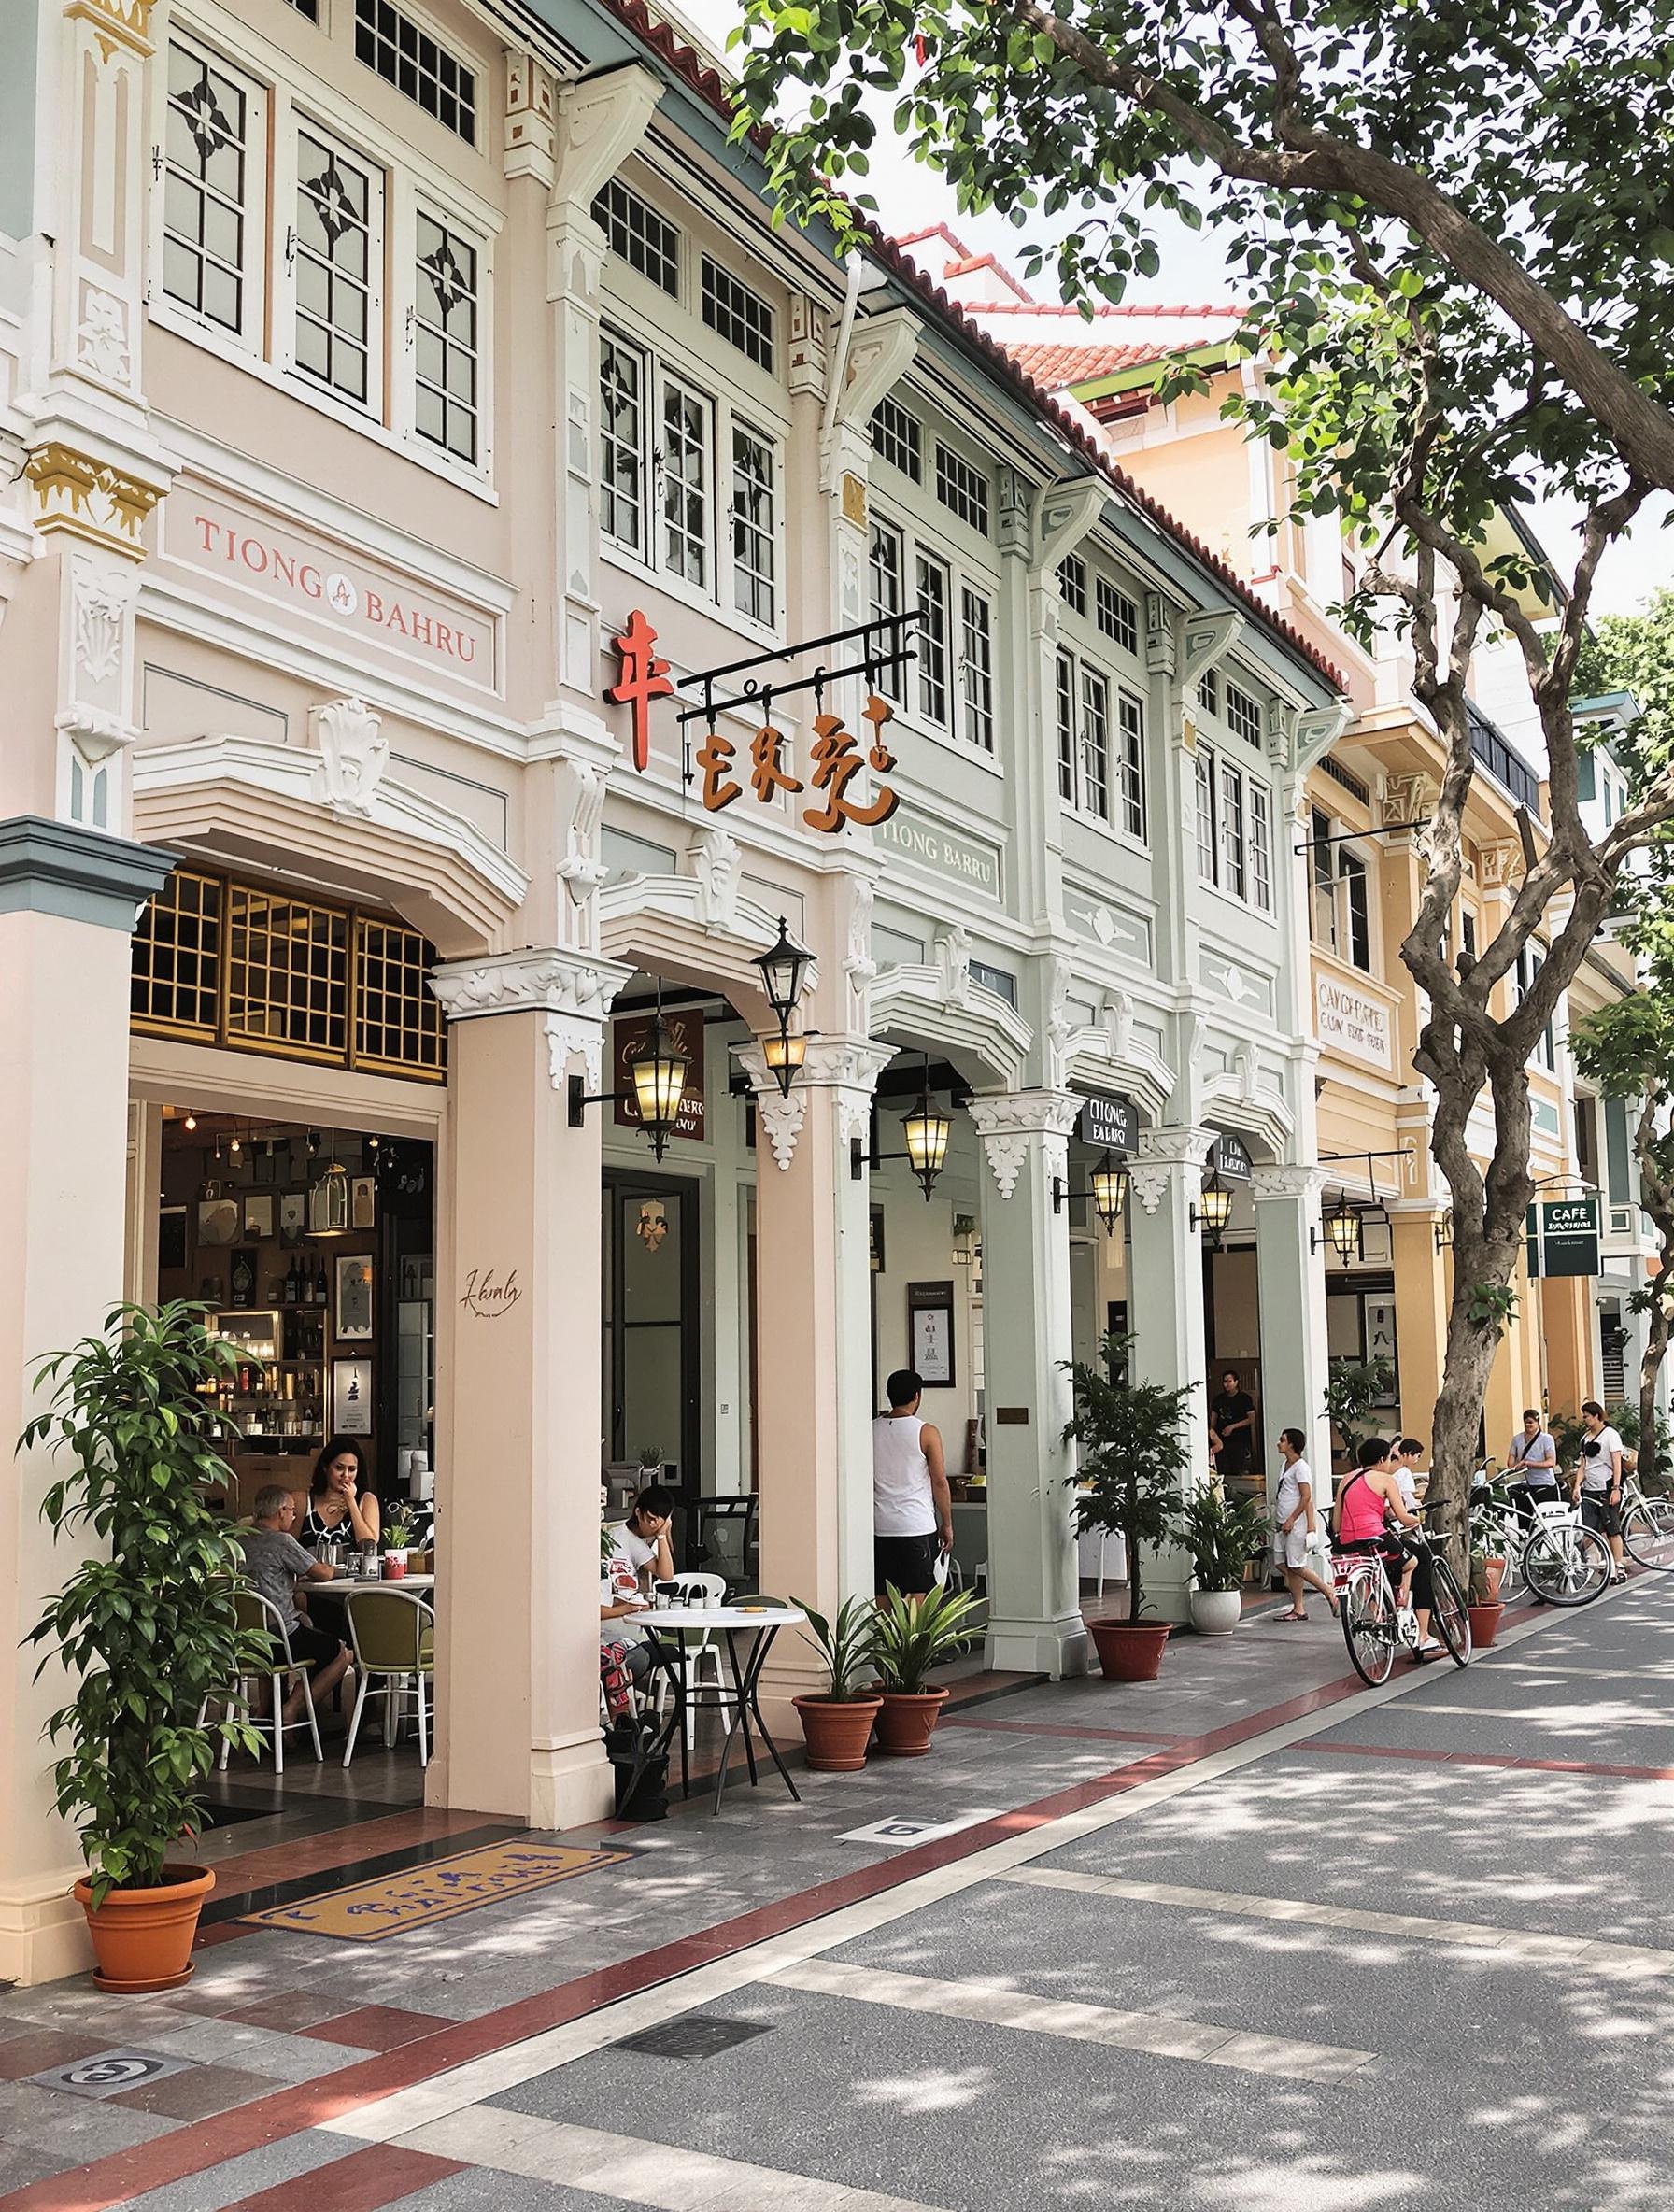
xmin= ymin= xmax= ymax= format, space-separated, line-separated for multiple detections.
xmin=1335 ymin=1437 xmax=1442 ymax=1659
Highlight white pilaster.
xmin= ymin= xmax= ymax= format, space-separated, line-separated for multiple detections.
xmin=1251 ymin=1163 xmax=1333 ymax=1522
xmin=1127 ymin=1124 xmax=1215 ymax=1622
xmin=967 ymin=1087 xmax=1087 ymax=1678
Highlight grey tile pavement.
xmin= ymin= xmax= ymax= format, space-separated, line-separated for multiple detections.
xmin=110 ymin=2129 xmax=372 ymax=2212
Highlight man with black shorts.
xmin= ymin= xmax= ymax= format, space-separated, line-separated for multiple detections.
xmin=1574 ymin=1399 xmax=1627 ymax=1583
xmin=236 ymin=1485 xmax=354 ymax=1724
xmin=872 ymin=1368 xmax=953 ymax=1596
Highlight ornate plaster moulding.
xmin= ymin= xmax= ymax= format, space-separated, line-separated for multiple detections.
xmin=966 ymin=1089 xmax=1081 ymax=1199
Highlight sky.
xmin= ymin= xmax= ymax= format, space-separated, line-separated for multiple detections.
xmin=674 ymin=0 xmax=1673 ymax=621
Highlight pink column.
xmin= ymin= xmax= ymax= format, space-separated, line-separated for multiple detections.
xmin=0 ymin=821 xmax=170 ymax=1985
xmin=431 ymin=950 xmax=631 ymax=1829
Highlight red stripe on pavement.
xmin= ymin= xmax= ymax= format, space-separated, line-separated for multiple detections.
xmin=0 ymin=1658 xmax=1427 ymax=2212
xmin=1298 ymin=1739 xmax=1674 ymax=1782
xmin=220 ymin=2146 xmax=463 ymax=2212
xmin=944 ymin=1716 xmax=1178 ymax=1746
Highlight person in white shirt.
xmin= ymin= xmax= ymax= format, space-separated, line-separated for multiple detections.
xmin=608 ymin=1486 xmax=676 ymax=1588
xmin=872 ymin=1368 xmax=953 ymax=1597
xmin=1272 ymin=1427 xmax=1337 ymax=1623
xmin=1573 ymin=1401 xmax=1627 ymax=1581
xmin=1506 ymin=1409 xmax=1560 ymax=1524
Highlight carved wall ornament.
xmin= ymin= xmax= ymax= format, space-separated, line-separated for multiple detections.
xmin=1034 ymin=476 xmax=1106 ymax=577
xmin=25 ymin=443 xmax=162 ymax=556
xmin=552 ymin=65 xmax=660 ymax=213
xmin=77 ymin=288 xmax=132 ymax=386
xmin=65 ymin=0 xmax=155 ymax=61
xmin=504 ymin=48 xmax=559 ymax=183
xmin=554 ymin=755 xmax=609 ymax=936
xmin=844 ymin=876 xmax=877 ymax=1022
xmin=71 ymin=553 xmax=138 ymax=687
xmin=309 ymin=697 xmax=390 ymax=817
xmin=431 ymin=948 xmax=631 ymax=1037
xmin=1178 ymin=610 xmax=1242 ymax=693
xmin=966 ymin=1090 xmax=1081 ymax=1200
xmin=1478 ymin=840 xmax=1522 ymax=893
xmin=754 ymin=1084 xmax=808 ymax=1172
xmin=934 ymin=922 xmax=972 ymax=1007
xmin=1144 ymin=592 xmax=1176 ymax=677
xmin=1380 ymin=772 xmax=1435 ymax=828
xmin=691 ymin=824 xmax=743 ymax=929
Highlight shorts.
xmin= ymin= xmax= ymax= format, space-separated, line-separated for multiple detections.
xmin=875 ymin=1531 xmax=941 ymax=1597
xmin=1581 ymin=1493 xmax=1621 ymax=1538
xmin=289 ymin=1621 xmax=345 ymax=1670
xmin=1282 ymin=1524 xmax=1312 ymax=1569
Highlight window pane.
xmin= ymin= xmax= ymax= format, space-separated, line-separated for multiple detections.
xmin=960 ymin=588 xmax=995 ymax=751
xmin=294 ymin=129 xmax=379 ymax=407
xmin=1057 ymin=654 xmax=1076 ymax=803
xmin=415 ymin=208 xmax=479 ymax=464
xmin=1219 ymin=759 xmax=1246 ymax=898
xmin=868 ymin=520 xmax=904 ymax=701
xmin=1081 ymin=667 xmax=1109 ymax=819
xmin=600 ymin=334 xmax=644 ymax=554
xmin=163 ymin=40 xmax=252 ymax=335
xmin=1117 ymin=690 xmax=1145 ymax=841
xmin=660 ymin=376 xmax=710 ymax=587
xmin=1195 ymin=750 xmax=1216 ymax=881
xmin=915 ymin=552 xmax=950 ymax=725
xmin=731 ymin=422 xmax=775 ymax=626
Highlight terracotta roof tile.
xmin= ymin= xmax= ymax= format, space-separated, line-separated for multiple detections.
xmin=585 ymin=0 xmax=1343 ymax=696
xmin=1005 ymin=339 xmax=1163 ymax=384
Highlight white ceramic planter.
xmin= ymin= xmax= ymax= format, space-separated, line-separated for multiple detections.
xmin=1188 ymin=1586 xmax=1241 ymax=1638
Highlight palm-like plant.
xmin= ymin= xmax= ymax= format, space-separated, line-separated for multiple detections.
xmin=1176 ymin=1484 xmax=1269 ymax=1595
xmin=1062 ymin=1333 xmax=1195 ymax=1624
xmin=794 ymin=1593 xmax=880 ymax=1700
xmin=23 ymin=1303 xmax=267 ymax=1904
xmin=872 ymin=1581 xmax=982 ymax=1694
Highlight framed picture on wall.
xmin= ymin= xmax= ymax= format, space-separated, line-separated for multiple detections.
xmin=278 ymin=1193 xmax=305 ymax=1246
xmin=243 ymin=1194 xmax=275 ymax=1241
xmin=332 ymin=1356 xmax=374 ymax=1436
xmin=158 ymin=1207 xmax=188 ymax=1273
xmin=197 ymin=1196 xmax=240 ymax=1247
xmin=351 ymin=1175 xmax=376 ymax=1229
xmin=907 ymin=1280 xmax=957 ymax=1387
xmin=334 ymin=1254 xmax=375 ymax=1341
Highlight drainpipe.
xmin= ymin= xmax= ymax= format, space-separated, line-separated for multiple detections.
xmin=820 ymin=249 xmax=866 ymax=488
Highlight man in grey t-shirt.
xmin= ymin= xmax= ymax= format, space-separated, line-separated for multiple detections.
xmin=234 ymin=1486 xmax=353 ymax=1725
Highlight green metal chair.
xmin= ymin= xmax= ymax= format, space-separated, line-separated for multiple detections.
xmin=342 ymin=1590 xmax=436 ymax=1767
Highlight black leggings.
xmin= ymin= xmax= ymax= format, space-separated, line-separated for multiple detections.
xmin=1347 ymin=1540 xmax=1432 ymax=1613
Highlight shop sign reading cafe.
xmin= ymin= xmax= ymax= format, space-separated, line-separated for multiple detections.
xmin=605 ymin=609 xmax=912 ymax=833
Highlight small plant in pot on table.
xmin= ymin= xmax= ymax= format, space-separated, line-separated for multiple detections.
xmin=23 ymin=1302 xmax=269 ymax=1992
xmin=1063 ymin=1332 xmax=1194 ymax=1681
xmin=872 ymin=1581 xmax=982 ymax=1753
xmin=790 ymin=1594 xmax=884 ymax=1770
xmin=1177 ymin=1483 xmax=1269 ymax=1636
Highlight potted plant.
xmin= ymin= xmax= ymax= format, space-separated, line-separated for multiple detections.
xmin=1177 ymin=1484 xmax=1269 ymax=1636
xmin=790 ymin=1595 xmax=883 ymax=1771
xmin=1062 ymin=1334 xmax=1194 ymax=1680
xmin=636 ymin=1441 xmax=664 ymax=1483
xmin=1468 ymin=1544 xmax=1505 ymax=1649
xmin=383 ymin=1516 xmax=412 ymax=1579
xmin=872 ymin=1581 xmax=982 ymax=1753
xmin=23 ymin=1303 xmax=267 ymax=1991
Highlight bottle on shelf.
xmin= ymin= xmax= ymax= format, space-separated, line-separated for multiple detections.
xmin=283 ymin=1259 xmax=297 ymax=1305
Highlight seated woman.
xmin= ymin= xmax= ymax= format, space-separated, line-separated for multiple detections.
xmin=236 ymin=1484 xmax=354 ymax=1723
xmin=301 ymin=1435 xmax=382 ymax=1550
xmin=1335 ymin=1437 xmax=1440 ymax=1659
xmin=600 ymin=1526 xmax=655 ymax=1719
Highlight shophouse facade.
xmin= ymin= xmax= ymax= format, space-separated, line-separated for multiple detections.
xmin=928 ymin=245 xmax=1631 ymax=1460
xmin=0 ymin=0 xmax=1345 ymax=1980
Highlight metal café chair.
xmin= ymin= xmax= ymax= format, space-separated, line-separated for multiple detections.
xmin=342 ymin=1590 xmax=436 ymax=1768
xmin=197 ymin=1589 xmax=323 ymax=1774
xmin=695 ymin=1495 xmax=758 ymax=1593
xmin=650 ymin=1571 xmax=731 ymax=1749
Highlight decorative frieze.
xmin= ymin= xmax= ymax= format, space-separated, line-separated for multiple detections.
xmin=25 ymin=444 xmax=161 ymax=557
xmin=432 ymin=948 xmax=633 ymax=1090
xmin=966 ymin=1090 xmax=1081 ymax=1200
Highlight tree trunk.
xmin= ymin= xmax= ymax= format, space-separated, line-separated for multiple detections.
xmin=1640 ymin=1300 xmax=1669 ymax=1485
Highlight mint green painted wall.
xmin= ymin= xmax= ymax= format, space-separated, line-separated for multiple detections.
xmin=0 ymin=4 xmax=38 ymax=241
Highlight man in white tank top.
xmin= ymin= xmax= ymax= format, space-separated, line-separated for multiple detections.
xmin=872 ymin=1368 xmax=953 ymax=1597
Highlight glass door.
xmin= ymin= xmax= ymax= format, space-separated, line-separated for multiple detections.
xmin=603 ymin=1171 xmax=702 ymax=1564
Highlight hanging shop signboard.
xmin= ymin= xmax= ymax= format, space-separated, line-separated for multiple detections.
xmin=606 ymin=610 xmax=909 ymax=831
xmin=1211 ymin=1131 xmax=1254 ymax=1182
xmin=1528 ymin=1196 xmax=1600 ymax=1279
xmin=1077 ymin=1095 xmax=1137 ymax=1155
xmin=613 ymin=1010 xmax=705 ymax=1143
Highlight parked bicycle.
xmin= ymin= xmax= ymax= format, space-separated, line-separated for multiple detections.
xmin=1335 ymin=1518 xmax=1471 ymax=1687
xmin=1469 ymin=1480 xmax=1611 ymax=1606
xmin=1618 ymin=1470 xmax=1674 ymax=1571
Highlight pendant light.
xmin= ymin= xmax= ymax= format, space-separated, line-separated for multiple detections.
xmin=308 ymin=1129 xmax=351 ymax=1236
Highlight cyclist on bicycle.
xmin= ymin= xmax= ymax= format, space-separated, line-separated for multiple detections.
xmin=1335 ymin=1436 xmax=1442 ymax=1659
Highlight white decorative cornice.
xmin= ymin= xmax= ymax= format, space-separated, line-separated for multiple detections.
xmin=966 ymin=1089 xmax=1081 ymax=1200
xmin=431 ymin=946 xmax=632 ymax=1025
xmin=1033 ymin=477 xmax=1107 ymax=577
xmin=737 ymin=1035 xmax=892 ymax=1169
xmin=550 ymin=65 xmax=661 ymax=212
xmin=1128 ymin=1125 xmax=1216 ymax=1216
xmin=1249 ymin=1163 xmax=1330 ymax=1204
xmin=1179 ymin=611 xmax=1243 ymax=693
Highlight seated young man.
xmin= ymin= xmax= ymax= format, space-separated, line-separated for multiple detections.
xmin=609 ymin=1485 xmax=677 ymax=1588
xmin=236 ymin=1485 xmax=354 ymax=1726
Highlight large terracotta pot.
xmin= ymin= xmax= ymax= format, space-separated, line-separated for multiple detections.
xmin=74 ymin=1864 xmax=215 ymax=1993
xmin=1482 ymin=1556 xmax=1506 ymax=1603
xmin=874 ymin=1687 xmax=950 ymax=1756
xmin=1088 ymin=1620 xmax=1170 ymax=1682
xmin=794 ymin=1694 xmax=884 ymax=1773
xmin=1467 ymin=1601 xmax=1503 ymax=1651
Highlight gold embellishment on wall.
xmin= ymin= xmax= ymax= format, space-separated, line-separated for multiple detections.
xmin=132 ymin=867 xmax=447 ymax=1082
xmin=64 ymin=0 xmax=155 ymax=62
xmin=24 ymin=444 xmax=161 ymax=556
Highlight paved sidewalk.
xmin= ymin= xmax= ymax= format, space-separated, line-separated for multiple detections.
xmin=12 ymin=1581 xmax=1669 ymax=2210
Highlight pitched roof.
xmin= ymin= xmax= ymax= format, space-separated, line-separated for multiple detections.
xmin=1003 ymin=338 xmax=1170 ymax=385
xmin=583 ymin=0 xmax=1344 ymax=696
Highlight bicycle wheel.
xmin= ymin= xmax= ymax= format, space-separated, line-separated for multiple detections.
xmin=1525 ymin=1524 xmax=1611 ymax=1606
xmin=1341 ymin=1567 xmax=1397 ymax=1686
xmin=1495 ymin=1540 xmax=1525 ymax=1606
xmin=1623 ymin=1500 xmax=1674 ymax=1572
xmin=1429 ymin=1556 xmax=1472 ymax=1667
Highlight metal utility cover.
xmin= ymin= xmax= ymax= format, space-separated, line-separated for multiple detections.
xmin=28 ymin=2049 xmax=198 ymax=2100
xmin=838 ymin=1808 xmax=1000 ymax=1849
xmin=614 ymin=2016 xmax=774 ymax=2061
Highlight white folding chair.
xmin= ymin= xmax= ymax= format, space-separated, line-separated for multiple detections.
xmin=652 ymin=1571 xmax=731 ymax=1749
xmin=197 ymin=1589 xmax=322 ymax=1774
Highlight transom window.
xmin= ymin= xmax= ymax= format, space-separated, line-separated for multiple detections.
xmin=133 ymin=868 xmax=446 ymax=1080
xmin=1096 ymin=574 xmax=1139 ymax=655
xmin=414 ymin=210 xmax=478 ymax=463
xmin=293 ymin=126 xmax=379 ymax=407
xmin=352 ymin=0 xmax=476 ymax=144
xmin=1197 ymin=746 xmax=1273 ymax=912
xmin=701 ymin=256 xmax=774 ymax=371
xmin=1225 ymin=679 xmax=1265 ymax=748
xmin=1057 ymin=555 xmax=1088 ymax=617
xmin=935 ymin=444 xmax=990 ymax=536
xmin=163 ymin=38 xmax=260 ymax=336
xmin=599 ymin=328 xmax=780 ymax=627
xmin=592 ymin=178 xmax=679 ymax=296
xmin=871 ymin=396 xmax=922 ymax=480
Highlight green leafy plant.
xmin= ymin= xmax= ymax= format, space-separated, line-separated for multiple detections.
xmin=1322 ymin=1357 xmax=1397 ymax=1460
xmin=794 ymin=1593 xmax=880 ymax=1701
xmin=22 ymin=1303 xmax=269 ymax=1906
xmin=1465 ymin=1283 xmax=1521 ymax=1337
xmin=872 ymin=1581 xmax=982 ymax=1694
xmin=384 ymin=1517 xmax=413 ymax=1552
xmin=1177 ymin=1485 xmax=1269 ymax=1596
xmin=1061 ymin=1333 xmax=1194 ymax=1624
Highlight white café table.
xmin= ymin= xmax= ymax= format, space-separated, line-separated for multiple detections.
xmin=637 ymin=1602 xmax=807 ymax=1814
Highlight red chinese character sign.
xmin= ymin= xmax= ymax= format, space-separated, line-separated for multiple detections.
xmin=605 ymin=611 xmax=673 ymax=773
